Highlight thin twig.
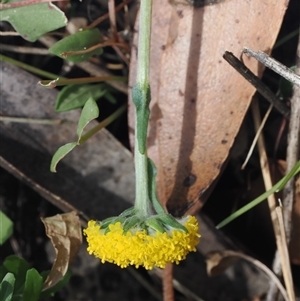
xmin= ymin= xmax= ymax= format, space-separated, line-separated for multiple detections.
xmin=151 ymin=268 xmax=206 ymax=301
xmin=108 ymin=0 xmax=119 ymax=42
xmin=241 ymin=104 xmax=273 ymax=170
xmin=266 ymin=32 xmax=300 ymax=301
xmin=243 ymin=47 xmax=300 ymax=87
xmin=223 ymin=52 xmax=290 ymax=119
xmin=84 ymin=0 xmax=132 ymax=30
xmin=0 ymin=44 xmax=50 ymax=55
xmin=0 ymin=0 xmax=68 ymax=9
xmin=163 ymin=264 xmax=174 ymax=301
xmin=0 ymin=116 xmax=62 ymax=125
xmin=61 ymin=41 xmax=130 ymax=58
xmin=0 ymin=31 xmax=20 ymax=36
xmin=275 ymin=205 xmax=296 ymax=301
xmin=282 ymin=32 xmax=300 ymax=243
xmin=251 ymin=98 xmax=294 ymax=301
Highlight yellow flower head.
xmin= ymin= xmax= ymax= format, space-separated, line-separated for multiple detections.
xmin=84 ymin=215 xmax=200 ymax=270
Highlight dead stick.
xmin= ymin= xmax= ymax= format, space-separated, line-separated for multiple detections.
xmin=266 ymin=30 xmax=300 ymax=301
xmin=163 ymin=264 xmax=174 ymax=301
xmin=223 ymin=51 xmax=290 ymax=119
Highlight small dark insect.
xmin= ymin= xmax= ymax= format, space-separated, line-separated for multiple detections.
xmin=186 ymin=0 xmax=225 ymax=7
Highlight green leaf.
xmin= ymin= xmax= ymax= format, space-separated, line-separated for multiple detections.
xmin=2 ymin=256 xmax=30 ymax=294
xmin=0 ymin=211 xmax=13 ymax=245
xmin=22 ymin=269 xmax=43 ymax=301
xmin=50 ymin=142 xmax=77 ymax=172
xmin=216 ymin=160 xmax=300 ymax=229
xmin=132 ymin=83 xmax=151 ymax=154
xmin=158 ymin=214 xmax=187 ymax=233
xmin=0 ymin=273 xmax=15 ymax=301
xmin=55 ymin=84 xmax=108 ymax=112
xmin=147 ymin=159 xmax=166 ymax=215
xmin=0 ymin=0 xmax=67 ymax=42
xmin=77 ymin=97 xmax=99 ymax=138
xmin=103 ymin=91 xmax=117 ymax=105
xmin=145 ymin=217 xmax=165 ymax=233
xmin=40 ymin=270 xmax=71 ymax=299
xmin=49 ymin=28 xmax=103 ymax=63
xmin=123 ymin=216 xmax=141 ymax=233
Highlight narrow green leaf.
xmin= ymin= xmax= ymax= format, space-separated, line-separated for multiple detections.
xmin=49 ymin=28 xmax=103 ymax=63
xmin=123 ymin=216 xmax=141 ymax=233
xmin=145 ymin=217 xmax=165 ymax=233
xmin=0 ymin=273 xmax=15 ymax=301
xmin=132 ymin=84 xmax=151 ymax=154
xmin=0 ymin=211 xmax=13 ymax=245
xmin=119 ymin=207 xmax=136 ymax=218
xmin=77 ymin=98 xmax=99 ymax=138
xmin=0 ymin=0 xmax=67 ymax=42
xmin=22 ymin=269 xmax=43 ymax=301
xmin=103 ymin=91 xmax=117 ymax=104
xmin=158 ymin=214 xmax=187 ymax=233
xmin=55 ymin=84 xmax=107 ymax=112
xmin=2 ymin=256 xmax=30 ymax=294
xmin=147 ymin=159 xmax=166 ymax=215
xmin=50 ymin=142 xmax=77 ymax=173
xmin=216 ymin=160 xmax=300 ymax=229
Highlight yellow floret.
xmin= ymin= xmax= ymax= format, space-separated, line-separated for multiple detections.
xmin=83 ymin=216 xmax=200 ymax=270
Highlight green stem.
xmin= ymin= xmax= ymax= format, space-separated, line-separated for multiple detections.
xmin=39 ymin=76 xmax=127 ymax=87
xmin=0 ymin=54 xmax=62 ymax=80
xmin=79 ymin=104 xmax=127 ymax=144
xmin=133 ymin=0 xmax=152 ymax=217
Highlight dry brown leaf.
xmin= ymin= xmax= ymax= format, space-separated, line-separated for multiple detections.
xmin=129 ymin=0 xmax=288 ymax=216
xmin=41 ymin=211 xmax=82 ymax=289
xmin=206 ymin=250 xmax=289 ymax=301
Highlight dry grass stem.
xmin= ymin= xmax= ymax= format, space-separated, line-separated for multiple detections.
xmin=241 ymin=104 xmax=273 ymax=170
xmin=275 ymin=206 xmax=296 ymax=301
xmin=251 ymin=98 xmax=294 ymax=301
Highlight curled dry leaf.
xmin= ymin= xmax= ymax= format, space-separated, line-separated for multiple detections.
xmin=206 ymin=250 xmax=289 ymax=301
xmin=129 ymin=0 xmax=289 ymax=215
xmin=41 ymin=211 xmax=82 ymax=290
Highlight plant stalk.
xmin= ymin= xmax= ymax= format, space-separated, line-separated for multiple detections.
xmin=133 ymin=0 xmax=152 ymax=217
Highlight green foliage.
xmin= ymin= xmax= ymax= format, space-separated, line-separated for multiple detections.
xmin=0 ymin=0 xmax=67 ymax=42
xmin=49 ymin=28 xmax=103 ymax=63
xmin=0 ymin=256 xmax=70 ymax=301
xmin=55 ymin=84 xmax=116 ymax=112
xmin=23 ymin=269 xmax=43 ymax=301
xmin=0 ymin=211 xmax=13 ymax=245
xmin=50 ymin=142 xmax=77 ymax=172
xmin=0 ymin=273 xmax=15 ymax=301
xmin=50 ymin=98 xmax=99 ymax=172
xmin=77 ymin=97 xmax=99 ymax=137
xmin=2 ymin=255 xmax=30 ymax=294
